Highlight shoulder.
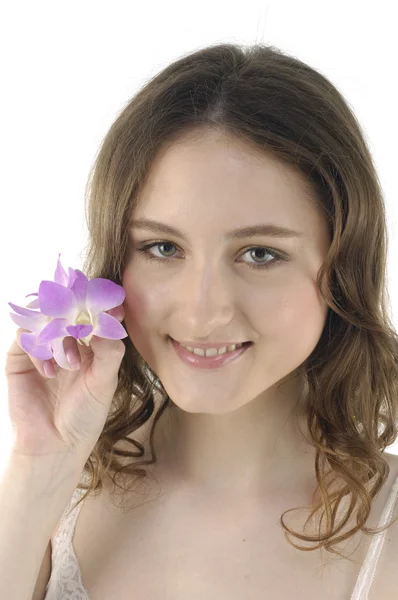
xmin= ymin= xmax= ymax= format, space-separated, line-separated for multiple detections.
xmin=380 ymin=451 xmax=398 ymax=510
xmin=382 ymin=451 xmax=398 ymax=486
xmin=384 ymin=451 xmax=398 ymax=500
xmin=385 ymin=450 xmax=398 ymax=469
xmin=368 ymin=450 xmax=398 ymax=599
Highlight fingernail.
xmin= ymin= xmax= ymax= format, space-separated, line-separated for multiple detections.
xmin=44 ymin=362 xmax=55 ymax=378
xmin=66 ymin=349 xmax=76 ymax=369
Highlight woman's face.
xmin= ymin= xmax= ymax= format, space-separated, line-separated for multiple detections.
xmin=122 ymin=130 xmax=331 ymax=415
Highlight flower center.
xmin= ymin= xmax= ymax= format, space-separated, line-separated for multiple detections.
xmin=76 ymin=311 xmax=91 ymax=325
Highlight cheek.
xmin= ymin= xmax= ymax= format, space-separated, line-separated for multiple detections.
xmin=252 ymin=277 xmax=327 ymax=337
xmin=264 ymin=283 xmax=328 ymax=356
xmin=251 ymin=280 xmax=328 ymax=381
xmin=122 ymin=267 xmax=175 ymax=367
xmin=122 ymin=268 xmax=167 ymax=330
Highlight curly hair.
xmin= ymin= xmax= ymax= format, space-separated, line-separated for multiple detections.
xmin=71 ymin=42 xmax=398 ymax=562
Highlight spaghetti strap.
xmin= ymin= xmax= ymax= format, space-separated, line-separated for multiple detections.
xmin=350 ymin=473 xmax=398 ymax=599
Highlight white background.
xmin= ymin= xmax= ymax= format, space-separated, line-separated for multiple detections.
xmin=1 ymin=0 xmax=397 ymax=466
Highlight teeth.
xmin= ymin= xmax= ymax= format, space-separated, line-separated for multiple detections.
xmin=180 ymin=343 xmax=243 ymax=357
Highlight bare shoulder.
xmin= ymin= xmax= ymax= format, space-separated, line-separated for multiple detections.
xmin=384 ymin=450 xmax=398 ymax=497
xmin=368 ymin=450 xmax=398 ymax=599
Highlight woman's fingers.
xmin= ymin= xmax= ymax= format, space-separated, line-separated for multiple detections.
xmin=12 ymin=304 xmax=125 ymax=378
xmin=106 ymin=306 xmax=125 ymax=322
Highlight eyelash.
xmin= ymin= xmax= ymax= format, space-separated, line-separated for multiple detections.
xmin=135 ymin=241 xmax=287 ymax=271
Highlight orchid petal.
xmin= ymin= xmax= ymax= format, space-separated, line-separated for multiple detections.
xmin=70 ymin=274 xmax=88 ymax=310
xmin=66 ymin=323 xmax=93 ymax=339
xmin=8 ymin=302 xmax=41 ymax=318
xmin=51 ymin=336 xmax=71 ymax=370
xmin=25 ymin=292 xmax=40 ymax=309
xmin=93 ymin=312 xmax=128 ymax=339
xmin=9 ymin=311 xmax=50 ymax=333
xmin=26 ymin=298 xmax=40 ymax=309
xmin=54 ymin=254 xmax=81 ymax=289
xmin=20 ymin=332 xmax=53 ymax=361
xmin=54 ymin=252 xmax=69 ymax=287
xmin=86 ymin=279 xmax=125 ymax=316
xmin=37 ymin=318 xmax=69 ymax=344
xmin=73 ymin=269 xmax=88 ymax=281
xmin=67 ymin=269 xmax=79 ymax=288
xmin=38 ymin=280 xmax=78 ymax=320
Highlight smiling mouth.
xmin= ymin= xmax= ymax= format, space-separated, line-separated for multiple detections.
xmin=168 ymin=336 xmax=253 ymax=355
xmin=168 ymin=336 xmax=252 ymax=345
xmin=168 ymin=335 xmax=253 ymax=368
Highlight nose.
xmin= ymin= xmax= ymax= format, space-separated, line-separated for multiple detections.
xmin=176 ymin=262 xmax=235 ymax=334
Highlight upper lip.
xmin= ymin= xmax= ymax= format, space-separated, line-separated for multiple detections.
xmin=171 ymin=338 xmax=251 ymax=349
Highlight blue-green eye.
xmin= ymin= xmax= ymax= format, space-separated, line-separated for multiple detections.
xmin=136 ymin=241 xmax=287 ymax=270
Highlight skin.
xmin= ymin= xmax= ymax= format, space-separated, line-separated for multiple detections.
xmin=121 ymin=128 xmax=332 ymax=506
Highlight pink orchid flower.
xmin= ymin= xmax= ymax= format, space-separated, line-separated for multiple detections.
xmin=8 ymin=253 xmax=128 ymax=370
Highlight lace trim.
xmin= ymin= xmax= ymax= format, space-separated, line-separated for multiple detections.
xmin=44 ymin=470 xmax=92 ymax=600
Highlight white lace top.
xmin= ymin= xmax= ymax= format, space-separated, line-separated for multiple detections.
xmin=44 ymin=471 xmax=398 ymax=600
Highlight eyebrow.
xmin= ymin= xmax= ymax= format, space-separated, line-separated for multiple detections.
xmin=130 ymin=218 xmax=303 ymax=241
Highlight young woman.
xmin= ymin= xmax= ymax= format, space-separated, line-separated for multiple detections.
xmin=5 ymin=42 xmax=398 ymax=600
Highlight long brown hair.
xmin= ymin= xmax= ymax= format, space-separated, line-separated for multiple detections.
xmin=73 ymin=42 xmax=398 ymax=561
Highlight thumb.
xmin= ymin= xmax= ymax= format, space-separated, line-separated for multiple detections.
xmin=86 ymin=335 xmax=126 ymax=397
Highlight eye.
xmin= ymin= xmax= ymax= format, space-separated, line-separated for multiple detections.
xmin=136 ymin=241 xmax=288 ymax=270
xmin=239 ymin=246 xmax=287 ymax=269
